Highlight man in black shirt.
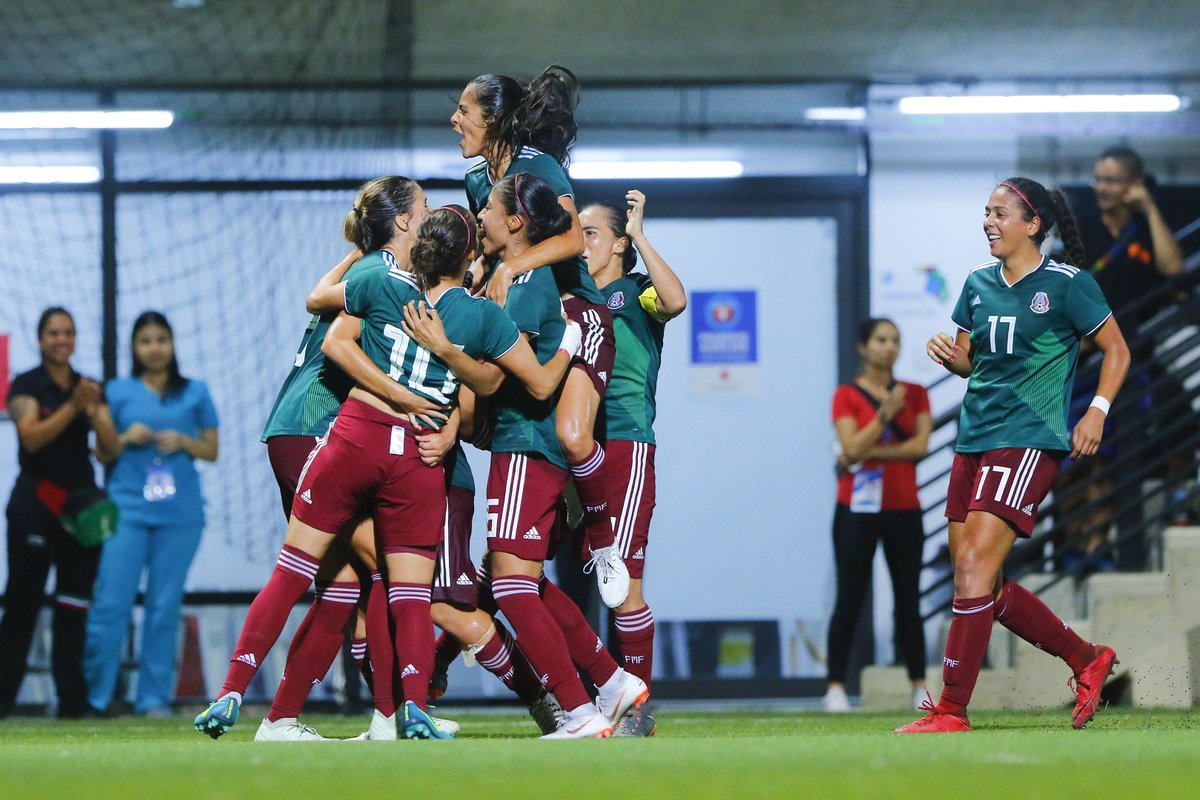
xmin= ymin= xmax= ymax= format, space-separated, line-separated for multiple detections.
xmin=1080 ymin=146 xmax=1183 ymax=327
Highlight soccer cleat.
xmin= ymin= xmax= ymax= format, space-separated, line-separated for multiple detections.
xmin=401 ymin=700 xmax=454 ymax=740
xmin=193 ymin=693 xmax=240 ymax=739
xmin=613 ymin=704 xmax=657 ymax=737
xmin=822 ymin=686 xmax=851 ymax=713
xmin=1069 ymin=646 xmax=1119 ymax=729
xmin=253 ymin=718 xmax=327 ymax=742
xmin=529 ymin=690 xmax=568 ymax=735
xmin=584 ymin=546 xmax=631 ymax=609
xmin=894 ymin=696 xmax=971 ymax=734
xmin=596 ymin=670 xmax=649 ymax=728
xmin=348 ymin=709 xmax=396 ymax=741
xmin=540 ymin=704 xmax=613 ymax=739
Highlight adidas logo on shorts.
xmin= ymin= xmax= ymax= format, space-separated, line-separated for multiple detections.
xmin=523 ymin=527 xmax=541 ymax=540
xmin=456 ymin=573 xmax=473 ymax=586
xmin=400 ymin=664 xmax=419 ymax=679
xmin=632 ymin=547 xmax=645 ymax=560
xmin=598 ymin=370 xmax=608 ymax=384
xmin=235 ymin=653 xmax=258 ymax=668
xmin=300 ymin=489 xmax=313 ymax=504
xmin=1021 ymin=503 xmax=1034 ymax=515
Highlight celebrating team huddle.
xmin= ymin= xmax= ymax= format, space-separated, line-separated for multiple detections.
xmin=193 ymin=66 xmax=685 ymax=741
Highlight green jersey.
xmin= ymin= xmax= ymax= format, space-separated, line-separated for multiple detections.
xmin=601 ymin=273 xmax=668 ymax=445
xmin=951 ymin=256 xmax=1111 ymax=453
xmin=261 ymin=255 xmax=389 ymax=440
xmin=488 ymin=266 xmax=568 ymax=468
xmin=464 ymin=147 xmax=604 ymax=305
xmin=343 ymin=255 xmax=521 ymax=430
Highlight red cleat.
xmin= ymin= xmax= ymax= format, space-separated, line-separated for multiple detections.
xmin=894 ymin=695 xmax=971 ymax=734
xmin=1069 ymin=646 xmax=1118 ymax=729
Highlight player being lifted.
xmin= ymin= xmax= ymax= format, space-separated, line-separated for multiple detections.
xmin=897 ymin=177 xmax=1129 ymax=734
xmin=452 ymin=66 xmax=630 ymax=608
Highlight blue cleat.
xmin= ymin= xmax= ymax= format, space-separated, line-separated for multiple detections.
xmin=401 ymin=700 xmax=454 ymax=740
xmin=194 ymin=694 xmax=240 ymax=739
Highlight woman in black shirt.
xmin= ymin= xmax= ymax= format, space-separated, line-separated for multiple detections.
xmin=0 ymin=308 xmax=118 ymax=717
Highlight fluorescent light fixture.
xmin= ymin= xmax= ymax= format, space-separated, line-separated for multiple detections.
xmin=0 ymin=166 xmax=101 ymax=183
xmin=804 ymin=106 xmax=867 ymax=122
xmin=898 ymin=94 xmax=1182 ymax=115
xmin=0 ymin=110 xmax=174 ymax=129
xmin=569 ymin=160 xmax=744 ymax=180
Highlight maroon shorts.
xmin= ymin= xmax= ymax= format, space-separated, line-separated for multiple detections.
xmin=266 ymin=434 xmax=321 ymax=520
xmin=945 ymin=448 xmax=1065 ymax=537
xmin=485 ymin=452 xmax=569 ymax=561
xmin=432 ymin=485 xmax=477 ymax=606
xmin=292 ymin=399 xmax=445 ymax=554
xmin=563 ymin=296 xmax=615 ymax=396
xmin=607 ymin=440 xmax=657 ymax=579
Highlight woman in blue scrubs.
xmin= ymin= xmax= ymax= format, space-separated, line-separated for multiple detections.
xmin=84 ymin=311 xmax=219 ymax=715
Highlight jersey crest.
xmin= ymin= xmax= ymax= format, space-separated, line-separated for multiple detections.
xmin=607 ymin=291 xmax=625 ymax=309
xmin=1030 ymin=291 xmax=1050 ymax=314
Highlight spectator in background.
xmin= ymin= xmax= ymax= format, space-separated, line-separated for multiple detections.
xmin=824 ymin=318 xmax=931 ymax=713
xmin=0 ymin=308 xmax=119 ymax=718
xmin=83 ymin=311 xmax=218 ymax=716
xmin=1083 ymin=145 xmax=1183 ymax=327
xmin=1063 ymin=147 xmax=1186 ymax=571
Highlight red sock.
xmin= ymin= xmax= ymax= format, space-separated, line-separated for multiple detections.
xmin=994 ymin=580 xmax=1098 ymax=673
xmin=615 ymin=605 xmax=654 ymax=689
xmin=365 ymin=572 xmax=395 ymax=716
xmin=350 ymin=636 xmax=373 ymax=694
xmin=540 ymin=577 xmax=619 ymax=686
xmin=268 ymin=581 xmax=359 ymax=721
xmin=491 ymin=575 xmax=591 ymax=712
xmin=498 ymin=624 xmax=546 ymax=705
xmin=473 ymin=628 xmax=516 ymax=690
xmin=222 ymin=545 xmax=319 ymax=695
xmin=388 ymin=582 xmax=433 ymax=712
xmin=570 ymin=443 xmax=615 ymax=551
xmin=937 ymin=594 xmax=995 ymax=717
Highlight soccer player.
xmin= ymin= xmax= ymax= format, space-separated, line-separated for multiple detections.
xmin=578 ymin=191 xmax=687 ymax=736
xmin=252 ymin=176 xmax=443 ymax=741
xmin=897 ymin=177 xmax=1130 ymax=734
xmin=194 ymin=204 xmax=580 ymax=741
xmin=472 ymin=174 xmax=648 ymax=738
xmin=451 ymin=66 xmax=629 ymax=607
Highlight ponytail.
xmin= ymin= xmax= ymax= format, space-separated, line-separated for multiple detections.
xmin=343 ymin=176 xmax=420 ymax=254
xmin=494 ymin=173 xmax=572 ymax=245
xmin=1047 ymin=189 xmax=1085 ymax=268
xmin=411 ymin=205 xmax=477 ymax=290
xmin=468 ymin=65 xmax=580 ymax=167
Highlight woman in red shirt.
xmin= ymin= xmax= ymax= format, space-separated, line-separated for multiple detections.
xmin=824 ymin=318 xmax=931 ymax=712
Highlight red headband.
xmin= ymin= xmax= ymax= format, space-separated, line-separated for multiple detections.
xmin=512 ymin=173 xmax=543 ymax=231
xmin=440 ymin=205 xmax=475 ymax=262
xmin=1000 ymin=181 xmax=1040 ymax=220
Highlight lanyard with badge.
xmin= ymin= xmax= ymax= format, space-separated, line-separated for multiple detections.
xmin=144 ymin=457 xmax=177 ymax=502
xmin=847 ymin=384 xmax=906 ymax=514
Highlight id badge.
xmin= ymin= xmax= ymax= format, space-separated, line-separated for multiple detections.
xmin=850 ymin=468 xmax=883 ymax=514
xmin=144 ymin=458 xmax=177 ymax=502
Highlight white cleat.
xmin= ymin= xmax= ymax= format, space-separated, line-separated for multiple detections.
xmin=539 ymin=704 xmax=613 ymax=739
xmin=254 ymin=718 xmax=327 ymax=742
xmin=596 ymin=669 xmax=649 ymax=728
xmin=822 ymin=686 xmax=851 ymax=713
xmin=529 ymin=690 xmax=568 ymax=735
xmin=585 ymin=546 xmax=630 ymax=609
xmin=348 ymin=708 xmax=460 ymax=740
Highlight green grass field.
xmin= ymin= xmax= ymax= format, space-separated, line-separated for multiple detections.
xmin=1 ymin=706 xmax=1198 ymax=800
